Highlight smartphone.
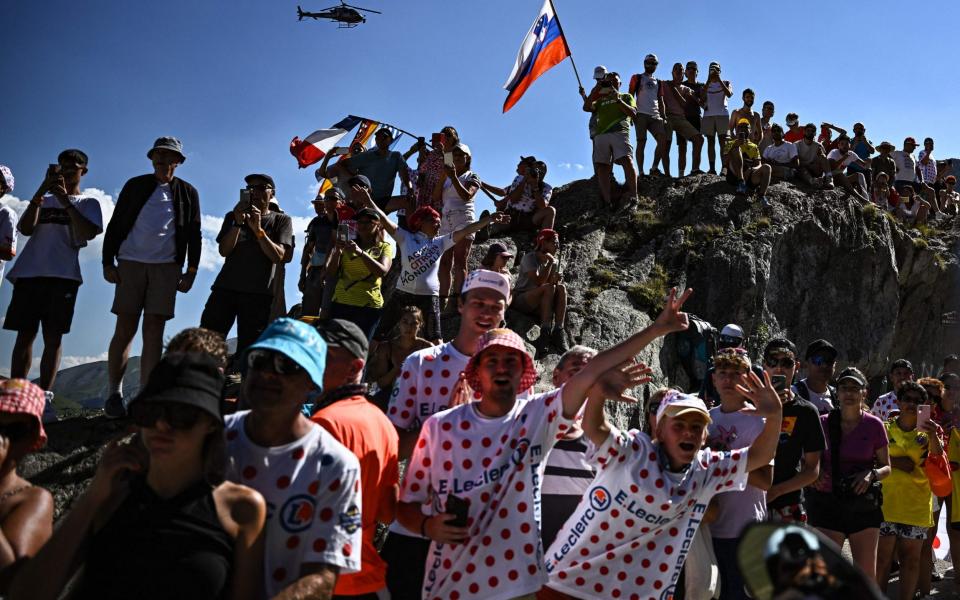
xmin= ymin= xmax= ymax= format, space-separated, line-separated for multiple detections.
xmin=431 ymin=132 xmax=447 ymax=149
xmin=771 ymin=374 xmax=787 ymax=392
xmin=337 ymin=222 xmax=350 ymax=243
xmin=445 ymin=494 xmax=470 ymax=527
xmin=332 ymin=146 xmax=350 ymax=156
xmin=443 ymin=152 xmax=454 ymax=168
xmin=918 ymin=405 xmax=932 ymax=429
xmin=239 ymin=189 xmax=252 ymax=206
xmin=48 ymin=163 xmax=60 ymax=174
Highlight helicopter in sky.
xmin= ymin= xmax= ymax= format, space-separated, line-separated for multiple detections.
xmin=296 ymin=2 xmax=381 ymax=28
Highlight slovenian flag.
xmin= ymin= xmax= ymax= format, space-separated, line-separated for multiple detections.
xmin=502 ymin=0 xmax=571 ymax=113
xmin=289 ymin=115 xmax=364 ymax=168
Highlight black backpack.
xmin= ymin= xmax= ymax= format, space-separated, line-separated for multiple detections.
xmin=673 ymin=314 xmax=718 ymax=393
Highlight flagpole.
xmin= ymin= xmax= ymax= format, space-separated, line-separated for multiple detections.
xmin=546 ymin=0 xmax=583 ymax=90
xmin=349 ymin=115 xmax=422 ymax=143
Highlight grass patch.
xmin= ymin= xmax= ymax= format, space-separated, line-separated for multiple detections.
xmin=583 ymin=286 xmax=603 ymax=304
xmin=861 ymin=202 xmax=879 ymax=222
xmin=626 ymin=264 xmax=669 ymax=314
xmin=935 ymin=253 xmax=950 ymax=271
xmin=744 ymin=217 xmax=772 ymax=233
xmin=602 ymin=230 xmax=633 ymax=252
xmin=588 ymin=266 xmax=618 ymax=287
xmin=916 ymin=223 xmax=944 ymax=239
xmin=912 ymin=237 xmax=929 ymax=250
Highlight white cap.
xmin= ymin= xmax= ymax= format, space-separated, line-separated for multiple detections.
xmin=453 ymin=142 xmax=471 ymax=157
xmin=656 ymin=390 xmax=712 ymax=424
xmin=644 ymin=53 xmax=659 ymax=63
xmin=462 ymin=269 xmax=511 ymax=302
xmin=593 ymin=65 xmax=608 ymax=80
xmin=720 ymin=324 xmax=744 ymax=339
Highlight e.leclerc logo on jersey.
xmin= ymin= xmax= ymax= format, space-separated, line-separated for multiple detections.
xmin=279 ymin=494 xmax=317 ymax=533
xmin=589 ymin=486 xmax=612 ymax=511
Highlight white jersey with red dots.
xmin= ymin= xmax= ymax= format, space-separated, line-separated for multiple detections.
xmin=225 ymin=411 xmax=362 ymax=598
xmin=543 ymin=428 xmax=749 ymax=600
xmin=871 ymin=390 xmax=898 ymax=421
xmin=387 ymin=341 xmax=470 ymax=432
xmin=400 ymin=387 xmax=574 ymax=600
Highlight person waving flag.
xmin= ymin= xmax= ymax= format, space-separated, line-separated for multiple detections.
xmin=502 ymin=0 xmax=575 ymax=113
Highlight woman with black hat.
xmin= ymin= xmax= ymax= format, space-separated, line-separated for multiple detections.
xmin=11 ymin=353 xmax=267 ymax=600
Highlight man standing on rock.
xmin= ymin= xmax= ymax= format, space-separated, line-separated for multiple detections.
xmin=381 ymin=268 xmax=513 ymax=598
xmin=511 ymin=229 xmax=568 ymax=352
xmin=583 ymin=72 xmax=639 ymax=210
xmin=700 ymin=61 xmax=733 ymax=175
xmin=225 ymin=319 xmax=362 ymax=599
xmin=629 ymin=54 xmax=669 ymax=177
xmin=102 ymin=137 xmax=201 ymax=418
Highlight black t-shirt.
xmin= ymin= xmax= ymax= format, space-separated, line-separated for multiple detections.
xmin=213 ymin=210 xmax=294 ymax=295
xmin=769 ymin=396 xmax=826 ymax=509
xmin=306 ymin=213 xmax=337 ymax=263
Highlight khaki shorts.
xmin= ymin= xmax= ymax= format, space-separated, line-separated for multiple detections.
xmin=634 ymin=113 xmax=666 ymax=137
xmin=701 ymin=114 xmax=729 ymax=136
xmin=666 ymin=114 xmax=700 ymax=141
xmin=111 ymin=260 xmax=180 ymax=319
xmin=592 ymin=131 xmax=633 ymax=165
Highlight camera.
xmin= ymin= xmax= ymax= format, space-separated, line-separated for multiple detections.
xmin=527 ymin=166 xmax=541 ymax=181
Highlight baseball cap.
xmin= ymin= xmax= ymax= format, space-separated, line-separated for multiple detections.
xmin=374 ymin=127 xmax=393 ymax=139
xmin=147 ymin=136 xmax=186 ymax=162
xmin=947 ymin=175 xmax=957 ymax=184
xmin=462 ymin=269 xmax=511 ymax=302
xmin=718 ymin=324 xmax=744 ymax=349
xmin=644 ymin=53 xmax=659 ymax=63
xmin=736 ymin=118 xmax=751 ymax=128
xmin=520 ymin=155 xmax=537 ymax=165
xmin=0 ymin=165 xmax=13 ymax=192
xmin=890 ymin=358 xmax=914 ymax=373
xmin=245 ymin=318 xmax=328 ymax=390
xmin=355 ymin=207 xmax=381 ymax=221
xmin=685 ymin=60 xmax=698 ymax=69
xmin=836 ymin=366 xmax=867 ymax=388
xmin=0 ymin=379 xmax=47 ymax=450
xmin=453 ymin=142 xmax=471 ymax=157
xmin=904 ymin=137 xmax=918 ymax=146
xmin=408 ymin=206 xmax=441 ymax=231
xmin=709 ymin=61 xmax=721 ymax=71
xmin=244 ymin=174 xmax=276 ymax=189
xmin=786 ymin=117 xmax=799 ymax=127
xmin=464 ymin=328 xmax=538 ymax=392
xmin=764 ymin=338 xmax=798 ymax=359
xmin=804 ymin=339 xmax=838 ymax=361
xmin=128 ymin=353 xmax=225 ymax=424
xmin=485 ymin=242 xmax=514 ymax=258
xmin=764 ymin=526 xmax=820 ymax=562
xmin=593 ymin=65 xmax=608 ymax=80
xmin=656 ymin=390 xmax=712 ymax=424
xmin=315 ymin=319 xmax=368 ymax=360
xmin=536 ymin=228 xmax=559 ymax=248
xmin=348 ymin=174 xmax=372 ymax=189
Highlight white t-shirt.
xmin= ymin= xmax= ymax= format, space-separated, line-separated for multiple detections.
xmin=798 ymin=379 xmax=834 ymax=413
xmin=6 ymin=193 xmax=103 ymax=284
xmin=0 ymin=205 xmax=18 ymax=283
xmin=225 ymin=411 xmax=362 ymax=597
xmin=505 ymin=175 xmax=554 ymax=214
xmin=118 ymin=183 xmax=177 ymax=263
xmin=762 ymin=142 xmax=798 ymax=164
xmin=394 ymin=229 xmax=455 ymax=295
xmin=892 ymin=151 xmax=917 ymax=182
xmin=544 ymin=428 xmax=749 ymax=600
xmin=706 ymin=406 xmax=767 ymax=539
xmin=871 ymin=390 xmax=899 ymax=421
xmin=441 ymin=171 xmax=481 ymax=213
xmin=633 ymin=73 xmax=661 ymax=117
xmin=703 ymin=81 xmax=730 ymax=117
xmin=400 ymin=388 xmax=574 ymax=600
xmin=827 ymin=149 xmax=861 ymax=174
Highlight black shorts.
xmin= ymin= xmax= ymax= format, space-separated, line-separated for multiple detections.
xmin=683 ymin=113 xmax=702 ymax=133
xmin=4 ymin=277 xmax=81 ymax=335
xmin=806 ymin=489 xmax=882 ymax=535
xmin=381 ymin=532 xmax=431 ymax=598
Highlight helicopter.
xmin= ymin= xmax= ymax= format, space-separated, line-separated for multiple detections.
xmin=296 ymin=2 xmax=381 ymax=28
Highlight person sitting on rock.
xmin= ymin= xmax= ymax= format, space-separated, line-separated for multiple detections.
xmin=871 ymin=141 xmax=898 ymax=185
xmin=762 ymin=123 xmax=800 ymax=182
xmin=724 ymin=118 xmax=772 ymax=207
xmin=483 ymin=156 xmax=556 ymax=232
xmin=511 ymin=228 xmax=568 ymax=352
xmin=479 ymin=242 xmax=515 ymax=279
xmin=941 ymin=175 xmax=959 ymax=215
xmin=795 ymin=122 xmax=835 ymax=190
xmin=895 ymin=184 xmax=930 ymax=226
xmin=783 ymin=112 xmax=804 ymax=142
xmin=0 ymin=380 xmax=53 ymax=593
xmin=827 ymin=135 xmax=871 ymax=203
xmin=872 ymin=172 xmax=901 ymax=212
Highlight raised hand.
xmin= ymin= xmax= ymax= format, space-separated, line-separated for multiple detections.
xmin=86 ymin=436 xmax=147 ymax=506
xmin=653 ymin=287 xmax=693 ymax=333
xmin=489 ymin=211 xmax=511 ymax=225
xmin=735 ymin=370 xmax=782 ymax=418
xmin=592 ymin=361 xmax=654 ymax=403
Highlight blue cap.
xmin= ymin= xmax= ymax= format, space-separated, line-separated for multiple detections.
xmin=245 ymin=318 xmax=327 ymax=390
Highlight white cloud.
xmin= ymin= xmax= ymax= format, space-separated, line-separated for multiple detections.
xmin=59 ymin=351 xmax=108 ymax=370
xmin=556 ymin=162 xmax=585 ymax=171
xmin=199 ymin=213 xmax=226 ymax=272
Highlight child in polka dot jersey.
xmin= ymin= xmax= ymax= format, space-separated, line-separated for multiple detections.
xmin=540 ymin=348 xmax=783 ymax=599
xmin=398 ymin=288 xmax=696 ymax=600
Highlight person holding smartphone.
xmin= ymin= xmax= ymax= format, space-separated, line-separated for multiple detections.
xmin=431 ymin=142 xmax=480 ymax=315
xmin=723 ymin=118 xmax=772 ymax=208
xmin=760 ymin=339 xmax=826 ymax=525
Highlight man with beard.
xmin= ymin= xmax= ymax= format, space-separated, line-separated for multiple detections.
xmin=763 ymin=124 xmax=800 ymax=182
xmin=795 ymin=123 xmax=835 ymax=189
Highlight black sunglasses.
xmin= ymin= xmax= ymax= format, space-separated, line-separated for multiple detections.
xmin=131 ymin=402 xmax=205 ymax=430
xmin=765 ymin=357 xmax=797 ymax=369
xmin=247 ymin=349 xmax=304 ymax=376
xmin=0 ymin=422 xmax=37 ymax=443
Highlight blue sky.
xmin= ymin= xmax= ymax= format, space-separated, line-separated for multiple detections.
xmin=2 ymin=0 xmax=959 ymax=377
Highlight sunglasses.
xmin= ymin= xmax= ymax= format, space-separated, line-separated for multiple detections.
xmin=809 ymin=355 xmax=835 ymax=367
xmin=247 ymin=349 xmax=304 ymax=376
xmin=246 ymin=184 xmax=270 ymax=191
xmin=0 ymin=421 xmax=37 ymax=443
xmin=765 ymin=357 xmax=797 ymax=369
xmin=131 ymin=402 xmax=205 ymax=430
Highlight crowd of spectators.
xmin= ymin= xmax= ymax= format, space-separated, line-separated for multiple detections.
xmin=0 ymin=52 xmax=957 ymax=600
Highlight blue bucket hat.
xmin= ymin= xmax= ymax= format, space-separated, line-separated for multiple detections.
xmin=245 ymin=318 xmax=327 ymax=390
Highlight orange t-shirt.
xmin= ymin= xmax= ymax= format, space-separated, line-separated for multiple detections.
xmin=312 ymin=394 xmax=399 ymax=595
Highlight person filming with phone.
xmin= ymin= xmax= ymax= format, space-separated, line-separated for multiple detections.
xmin=200 ymin=174 xmax=293 ymax=358
xmin=511 ymin=228 xmax=568 ymax=352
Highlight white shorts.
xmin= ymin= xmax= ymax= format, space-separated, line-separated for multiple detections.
xmin=440 ymin=207 xmax=474 ymax=239
xmin=592 ymin=131 xmax=634 ymax=165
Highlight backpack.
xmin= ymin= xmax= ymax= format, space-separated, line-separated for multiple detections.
xmin=673 ymin=314 xmax=718 ymax=393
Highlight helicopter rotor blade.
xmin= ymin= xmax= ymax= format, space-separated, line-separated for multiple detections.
xmin=342 ymin=3 xmax=382 ymax=13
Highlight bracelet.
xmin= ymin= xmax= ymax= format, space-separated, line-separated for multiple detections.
xmin=255 ymin=230 xmax=266 ymax=239
xmin=420 ymin=515 xmax=429 ymax=537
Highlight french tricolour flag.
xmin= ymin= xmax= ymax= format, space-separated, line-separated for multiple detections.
xmin=289 ymin=116 xmax=363 ymax=168
xmin=502 ymin=0 xmax=571 ymax=113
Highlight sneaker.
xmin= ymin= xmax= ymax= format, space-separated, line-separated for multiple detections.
xmin=649 ymin=168 xmax=662 ymax=177
xmin=690 ymin=169 xmax=705 ymax=176
xmin=735 ymin=182 xmax=748 ymax=195
xmin=760 ymin=196 xmax=771 ymax=209
xmin=43 ymin=391 xmax=59 ymax=423
xmin=707 ymin=169 xmax=718 ymax=175
xmin=104 ymin=392 xmax=126 ymax=419
xmin=821 ymin=176 xmax=835 ymax=190
xmin=551 ymin=326 xmax=569 ymax=352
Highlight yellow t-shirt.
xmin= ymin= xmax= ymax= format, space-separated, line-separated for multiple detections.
xmin=881 ymin=419 xmax=933 ymax=527
xmin=333 ymin=241 xmax=394 ymax=308
xmin=722 ymin=139 xmax=760 ymax=161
